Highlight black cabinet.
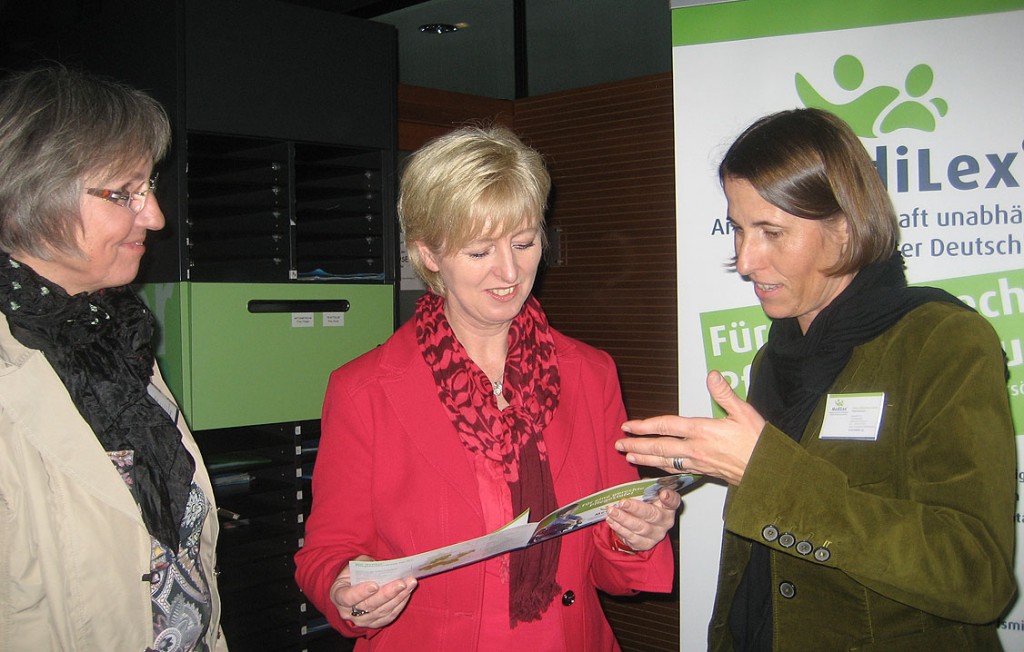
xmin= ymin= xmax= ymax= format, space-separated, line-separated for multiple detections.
xmin=185 ymin=133 xmax=392 ymax=282
xmin=1 ymin=0 xmax=398 ymax=284
xmin=202 ymin=421 xmax=353 ymax=651
xmin=165 ymin=0 xmax=398 ymax=285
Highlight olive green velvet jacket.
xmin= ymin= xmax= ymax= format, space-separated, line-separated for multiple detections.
xmin=708 ymin=302 xmax=1017 ymax=651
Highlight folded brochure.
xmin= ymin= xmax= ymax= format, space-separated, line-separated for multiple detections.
xmin=348 ymin=473 xmax=698 ymax=585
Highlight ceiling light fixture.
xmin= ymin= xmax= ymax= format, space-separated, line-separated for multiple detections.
xmin=419 ymin=23 xmax=462 ymax=35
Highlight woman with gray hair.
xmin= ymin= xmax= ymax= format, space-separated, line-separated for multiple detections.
xmin=296 ymin=125 xmax=679 ymax=650
xmin=0 ymin=66 xmax=227 ymax=650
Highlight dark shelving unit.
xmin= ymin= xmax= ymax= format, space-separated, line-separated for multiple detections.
xmin=185 ymin=133 xmax=390 ymax=283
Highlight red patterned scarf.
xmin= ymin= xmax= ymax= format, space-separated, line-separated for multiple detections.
xmin=415 ymin=291 xmax=561 ymax=626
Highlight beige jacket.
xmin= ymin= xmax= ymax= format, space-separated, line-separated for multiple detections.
xmin=0 ymin=314 xmax=227 ymax=651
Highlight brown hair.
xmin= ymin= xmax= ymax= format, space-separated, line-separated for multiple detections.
xmin=719 ymin=108 xmax=897 ymax=275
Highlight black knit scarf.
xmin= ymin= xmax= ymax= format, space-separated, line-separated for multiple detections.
xmin=728 ymin=250 xmax=970 ymax=650
xmin=0 ymin=251 xmax=194 ymax=550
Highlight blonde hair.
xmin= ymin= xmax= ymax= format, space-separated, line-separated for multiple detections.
xmin=398 ymin=125 xmax=550 ymax=295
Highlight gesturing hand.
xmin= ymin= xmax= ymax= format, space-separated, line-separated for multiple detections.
xmin=615 ymin=371 xmax=765 ymax=486
xmin=330 ymin=556 xmax=418 ymax=629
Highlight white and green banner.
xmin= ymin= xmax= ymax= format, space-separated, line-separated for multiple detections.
xmin=671 ymin=1 xmax=1024 ymax=648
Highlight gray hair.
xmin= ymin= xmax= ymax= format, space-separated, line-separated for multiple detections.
xmin=0 ymin=65 xmax=171 ymax=258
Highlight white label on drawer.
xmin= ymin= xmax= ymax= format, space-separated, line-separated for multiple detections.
xmin=323 ymin=312 xmax=346 ymax=327
xmin=292 ymin=312 xmax=314 ymax=327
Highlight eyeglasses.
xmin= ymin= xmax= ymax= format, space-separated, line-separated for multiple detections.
xmin=85 ymin=174 xmax=159 ymax=214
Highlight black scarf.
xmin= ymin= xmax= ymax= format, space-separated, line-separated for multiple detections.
xmin=0 ymin=251 xmax=195 ymax=550
xmin=728 ymin=250 xmax=970 ymax=650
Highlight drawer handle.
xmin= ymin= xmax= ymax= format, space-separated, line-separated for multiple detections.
xmin=247 ymin=299 xmax=350 ymax=313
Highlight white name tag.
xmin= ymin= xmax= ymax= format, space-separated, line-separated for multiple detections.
xmin=819 ymin=392 xmax=885 ymax=441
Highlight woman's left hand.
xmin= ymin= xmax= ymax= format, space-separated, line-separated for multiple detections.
xmin=605 ymin=488 xmax=681 ymax=552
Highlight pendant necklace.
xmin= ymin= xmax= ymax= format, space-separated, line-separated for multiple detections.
xmin=492 ymin=377 xmax=504 ymax=396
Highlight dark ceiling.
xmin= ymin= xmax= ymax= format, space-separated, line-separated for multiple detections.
xmin=326 ymin=0 xmax=672 ymax=100
xmin=281 ymin=0 xmax=434 ymax=19
xmin=0 ymin=0 xmax=671 ymax=101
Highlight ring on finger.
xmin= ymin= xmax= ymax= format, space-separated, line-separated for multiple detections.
xmin=671 ymin=457 xmax=685 ymax=471
xmin=351 ymin=607 xmax=369 ymax=617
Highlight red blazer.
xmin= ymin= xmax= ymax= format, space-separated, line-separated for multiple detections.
xmin=295 ymin=318 xmax=674 ymax=651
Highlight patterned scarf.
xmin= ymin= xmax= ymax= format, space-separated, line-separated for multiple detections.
xmin=0 ymin=251 xmax=195 ymax=550
xmin=415 ymin=291 xmax=562 ymax=626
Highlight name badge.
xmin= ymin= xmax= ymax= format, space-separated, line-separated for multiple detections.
xmin=819 ymin=392 xmax=885 ymax=441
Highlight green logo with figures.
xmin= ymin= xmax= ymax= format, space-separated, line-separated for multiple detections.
xmin=796 ymin=54 xmax=948 ymax=138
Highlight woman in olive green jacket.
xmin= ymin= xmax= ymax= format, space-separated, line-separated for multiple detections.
xmin=617 ymin=108 xmax=1016 ymax=650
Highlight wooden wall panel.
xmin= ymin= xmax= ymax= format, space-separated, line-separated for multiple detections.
xmin=397 ymin=84 xmax=514 ymax=151
xmin=514 ymin=73 xmax=678 ymax=420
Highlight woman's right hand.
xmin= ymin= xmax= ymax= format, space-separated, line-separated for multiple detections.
xmin=330 ymin=556 xmax=418 ymax=629
xmin=615 ymin=371 xmax=765 ymax=486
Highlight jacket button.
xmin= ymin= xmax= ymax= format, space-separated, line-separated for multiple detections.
xmin=796 ymin=540 xmax=813 ymax=555
xmin=778 ymin=582 xmax=796 ymax=599
xmin=813 ymin=547 xmax=831 ymax=563
xmin=761 ymin=525 xmax=779 ymax=542
xmin=778 ymin=532 xmax=795 ymax=548
xmin=562 ymin=590 xmax=576 ymax=606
